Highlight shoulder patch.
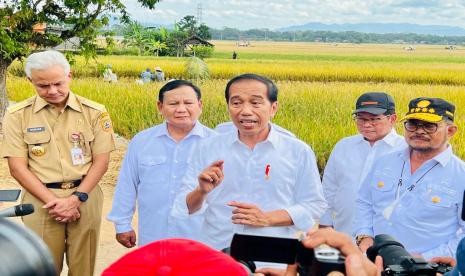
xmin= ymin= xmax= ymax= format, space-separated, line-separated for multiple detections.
xmin=7 ymin=97 xmax=34 ymax=113
xmin=76 ymin=96 xmax=105 ymax=111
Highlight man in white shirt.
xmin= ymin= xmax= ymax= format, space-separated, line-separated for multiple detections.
xmin=355 ymin=97 xmax=465 ymax=259
xmin=107 ymin=80 xmax=215 ymax=247
xmin=172 ymin=73 xmax=327 ymax=250
xmin=320 ymin=92 xmax=405 ymax=235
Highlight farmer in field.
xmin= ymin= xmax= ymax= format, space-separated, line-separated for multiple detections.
xmin=320 ymin=92 xmax=405 ymax=235
xmin=172 ymin=73 xmax=327 ymax=253
xmin=1 ymin=50 xmax=115 ymax=276
xmin=107 ymin=80 xmax=215 ymax=247
xmin=355 ymin=97 xmax=465 ymax=259
xmin=152 ymin=66 xmax=165 ymax=82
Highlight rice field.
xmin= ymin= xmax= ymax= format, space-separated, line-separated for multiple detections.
xmin=6 ymin=41 xmax=465 ymax=169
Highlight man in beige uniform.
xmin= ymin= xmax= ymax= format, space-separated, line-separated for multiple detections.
xmin=1 ymin=50 xmax=115 ymax=275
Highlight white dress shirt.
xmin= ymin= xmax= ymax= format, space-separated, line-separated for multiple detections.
xmin=320 ymin=129 xmax=406 ymax=235
xmin=355 ymin=146 xmax=465 ymax=259
xmin=107 ymin=121 xmax=215 ymax=246
xmin=215 ymin=121 xmax=296 ymax=137
xmin=172 ymin=125 xmax=327 ymax=250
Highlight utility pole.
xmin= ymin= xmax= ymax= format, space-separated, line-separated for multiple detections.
xmin=197 ymin=3 xmax=203 ymax=25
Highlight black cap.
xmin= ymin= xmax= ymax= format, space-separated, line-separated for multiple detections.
xmin=353 ymin=92 xmax=395 ymax=115
xmin=401 ymin=97 xmax=455 ymax=123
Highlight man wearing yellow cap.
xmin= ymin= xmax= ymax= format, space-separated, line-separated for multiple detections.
xmin=354 ymin=97 xmax=465 ymax=260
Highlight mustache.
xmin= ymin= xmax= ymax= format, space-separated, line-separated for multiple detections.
xmin=410 ymin=135 xmax=430 ymax=140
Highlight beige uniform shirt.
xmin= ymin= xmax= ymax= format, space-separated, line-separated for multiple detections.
xmin=1 ymin=92 xmax=116 ymax=183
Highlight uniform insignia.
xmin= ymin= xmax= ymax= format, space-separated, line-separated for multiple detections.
xmin=31 ymin=145 xmax=45 ymax=156
xmin=431 ymin=196 xmax=441 ymax=203
xmin=77 ymin=119 xmax=84 ymax=125
xmin=417 ymin=100 xmax=431 ymax=108
xmin=99 ymin=112 xmax=113 ymax=132
xmin=377 ymin=181 xmax=384 ymax=188
xmin=27 ymin=127 xmax=45 ymax=132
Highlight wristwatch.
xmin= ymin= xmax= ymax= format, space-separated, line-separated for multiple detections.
xmin=355 ymin=234 xmax=373 ymax=246
xmin=72 ymin=191 xmax=89 ymax=202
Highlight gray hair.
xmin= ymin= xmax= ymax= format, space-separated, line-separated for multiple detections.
xmin=25 ymin=50 xmax=70 ymax=78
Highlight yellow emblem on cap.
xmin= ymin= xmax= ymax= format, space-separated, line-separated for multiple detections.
xmin=417 ymin=100 xmax=431 ymax=108
xmin=415 ymin=108 xmax=421 ymax=112
xmin=31 ymin=145 xmax=45 ymax=156
xmin=431 ymin=196 xmax=441 ymax=203
xmin=377 ymin=181 xmax=384 ymax=188
xmin=428 ymin=108 xmax=435 ymax=113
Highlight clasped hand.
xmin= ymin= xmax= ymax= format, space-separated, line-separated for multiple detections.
xmin=43 ymin=196 xmax=81 ymax=223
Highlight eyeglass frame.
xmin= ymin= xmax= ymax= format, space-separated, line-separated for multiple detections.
xmin=353 ymin=114 xmax=391 ymax=125
xmin=403 ymin=119 xmax=441 ymax=134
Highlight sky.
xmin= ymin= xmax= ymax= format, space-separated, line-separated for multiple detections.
xmin=122 ymin=0 xmax=465 ymax=30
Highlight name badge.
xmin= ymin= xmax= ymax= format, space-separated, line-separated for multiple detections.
xmin=27 ymin=127 xmax=45 ymax=132
xmin=71 ymin=147 xmax=84 ymax=165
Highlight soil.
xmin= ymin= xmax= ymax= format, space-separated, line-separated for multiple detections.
xmin=0 ymin=134 xmax=138 ymax=275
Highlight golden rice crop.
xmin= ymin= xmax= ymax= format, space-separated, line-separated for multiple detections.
xmin=7 ymin=76 xmax=465 ymax=170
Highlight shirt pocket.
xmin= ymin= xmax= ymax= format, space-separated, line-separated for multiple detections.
xmin=138 ymin=156 xmax=168 ymax=183
xmin=23 ymin=130 xmax=51 ymax=159
xmin=371 ymin=178 xmax=396 ymax=206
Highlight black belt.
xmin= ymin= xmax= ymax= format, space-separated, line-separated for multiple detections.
xmin=45 ymin=180 xmax=81 ymax=189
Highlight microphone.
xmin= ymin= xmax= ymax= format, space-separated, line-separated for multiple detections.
xmin=0 ymin=204 xmax=34 ymax=217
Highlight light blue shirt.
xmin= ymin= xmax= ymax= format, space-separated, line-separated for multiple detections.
xmin=321 ymin=130 xmax=406 ymax=235
xmin=172 ymin=124 xmax=327 ymax=250
xmin=107 ymin=121 xmax=215 ymax=246
xmin=355 ymin=146 xmax=465 ymax=259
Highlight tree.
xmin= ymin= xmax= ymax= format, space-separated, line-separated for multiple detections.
xmin=166 ymin=30 xmax=188 ymax=57
xmin=0 ymin=0 xmax=160 ymax=121
xmin=177 ymin=15 xmax=197 ymax=37
xmin=177 ymin=15 xmax=211 ymax=40
xmin=198 ymin=24 xmax=211 ymax=40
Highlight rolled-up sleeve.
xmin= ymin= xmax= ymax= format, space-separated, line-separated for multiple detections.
xmin=285 ymin=147 xmax=327 ymax=231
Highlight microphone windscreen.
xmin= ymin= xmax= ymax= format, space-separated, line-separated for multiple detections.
xmin=15 ymin=204 xmax=34 ymax=216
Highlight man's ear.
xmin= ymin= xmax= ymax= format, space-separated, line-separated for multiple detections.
xmin=157 ymin=101 xmax=163 ymax=113
xmin=447 ymin=124 xmax=458 ymax=138
xmin=270 ymin=101 xmax=278 ymax=118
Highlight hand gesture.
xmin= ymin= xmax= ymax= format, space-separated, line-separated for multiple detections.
xmin=228 ymin=201 xmax=270 ymax=227
xmin=198 ymin=160 xmax=224 ymax=194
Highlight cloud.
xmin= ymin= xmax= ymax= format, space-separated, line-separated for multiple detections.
xmin=121 ymin=0 xmax=465 ymax=30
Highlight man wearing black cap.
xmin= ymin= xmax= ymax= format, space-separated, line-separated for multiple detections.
xmin=355 ymin=97 xmax=465 ymax=260
xmin=320 ymin=92 xmax=405 ymax=236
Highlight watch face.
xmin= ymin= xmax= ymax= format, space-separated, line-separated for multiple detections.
xmin=79 ymin=193 xmax=88 ymax=202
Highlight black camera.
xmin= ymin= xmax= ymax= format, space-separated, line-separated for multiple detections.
xmin=0 ymin=218 xmax=57 ymax=276
xmin=228 ymin=233 xmax=345 ymax=276
xmin=366 ymin=234 xmax=453 ymax=276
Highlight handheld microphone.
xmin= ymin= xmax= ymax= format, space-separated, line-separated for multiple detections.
xmin=0 ymin=204 xmax=34 ymax=217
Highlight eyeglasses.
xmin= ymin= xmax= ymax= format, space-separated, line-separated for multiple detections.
xmin=353 ymin=115 xmax=390 ymax=125
xmin=404 ymin=120 xmax=439 ymax=134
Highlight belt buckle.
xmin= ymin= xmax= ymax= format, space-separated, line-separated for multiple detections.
xmin=61 ymin=182 xmax=74 ymax=189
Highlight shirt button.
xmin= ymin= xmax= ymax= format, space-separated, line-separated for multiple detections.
xmin=174 ymin=160 xmax=178 ymax=164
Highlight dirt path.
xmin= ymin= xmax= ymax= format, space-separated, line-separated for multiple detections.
xmin=0 ymin=134 xmax=138 ymax=275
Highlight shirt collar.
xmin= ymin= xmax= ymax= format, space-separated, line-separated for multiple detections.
xmin=228 ymin=123 xmax=279 ymax=149
xmin=400 ymin=144 xmax=453 ymax=167
xmin=33 ymin=92 xmax=81 ymax=113
xmin=155 ymin=121 xmax=207 ymax=139
xmin=355 ymin=129 xmax=399 ymax=146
